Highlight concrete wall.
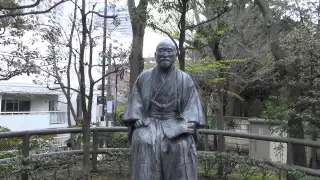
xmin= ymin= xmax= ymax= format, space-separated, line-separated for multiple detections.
xmin=249 ymin=120 xmax=287 ymax=163
xmin=249 ymin=122 xmax=271 ymax=160
xmin=269 ymin=126 xmax=287 ymax=163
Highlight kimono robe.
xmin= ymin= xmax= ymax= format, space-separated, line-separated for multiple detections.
xmin=122 ymin=65 xmax=206 ymax=180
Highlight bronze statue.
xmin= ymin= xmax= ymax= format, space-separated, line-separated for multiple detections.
xmin=122 ymin=39 xmax=206 ymax=180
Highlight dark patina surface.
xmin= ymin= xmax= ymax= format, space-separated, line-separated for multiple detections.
xmin=122 ymin=39 xmax=206 ymax=180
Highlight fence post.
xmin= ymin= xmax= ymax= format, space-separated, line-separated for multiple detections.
xmin=21 ymin=133 xmax=30 ymax=180
xmin=287 ymin=141 xmax=293 ymax=165
xmin=286 ymin=141 xmax=295 ymax=180
xmin=92 ymin=129 xmax=98 ymax=172
xmin=217 ymin=133 xmax=224 ymax=176
xmin=311 ymin=147 xmax=317 ymax=169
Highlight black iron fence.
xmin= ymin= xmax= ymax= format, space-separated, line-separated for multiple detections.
xmin=0 ymin=127 xmax=319 ymax=179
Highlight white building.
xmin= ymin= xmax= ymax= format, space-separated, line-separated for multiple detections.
xmin=0 ymin=0 xmax=103 ymax=133
xmin=0 ymin=83 xmax=68 ymax=131
xmin=0 ymin=81 xmax=101 ymax=132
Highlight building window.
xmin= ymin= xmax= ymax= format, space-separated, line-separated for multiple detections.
xmin=1 ymin=100 xmax=31 ymax=112
xmin=49 ymin=101 xmax=57 ymax=111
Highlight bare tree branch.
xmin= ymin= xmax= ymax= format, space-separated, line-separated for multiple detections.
xmin=87 ymin=3 xmax=96 ymax=94
xmin=185 ymin=8 xmax=228 ymax=30
xmin=85 ymin=11 xmax=116 ymax=19
xmin=46 ymin=84 xmax=89 ymax=99
xmin=93 ymin=70 xmax=117 ymax=85
xmin=0 ymin=0 xmax=68 ymax=18
xmin=66 ymin=0 xmax=79 ymax=125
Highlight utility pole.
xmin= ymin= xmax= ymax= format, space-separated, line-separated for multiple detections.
xmin=106 ymin=43 xmax=113 ymax=127
xmin=99 ymin=0 xmax=115 ymax=147
xmin=100 ymin=0 xmax=108 ymax=122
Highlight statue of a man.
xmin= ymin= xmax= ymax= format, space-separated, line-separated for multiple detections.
xmin=122 ymin=39 xmax=206 ymax=180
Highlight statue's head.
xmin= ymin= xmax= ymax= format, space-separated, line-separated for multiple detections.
xmin=155 ymin=39 xmax=177 ymax=70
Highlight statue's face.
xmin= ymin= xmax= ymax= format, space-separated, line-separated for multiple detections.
xmin=155 ymin=41 xmax=177 ymax=69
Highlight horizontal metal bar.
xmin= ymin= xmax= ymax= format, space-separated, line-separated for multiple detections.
xmin=293 ymin=165 xmax=320 ymax=177
xmin=0 ymin=127 xmax=319 ymax=148
xmin=198 ymin=129 xmax=320 ymax=148
xmin=223 ymin=116 xmax=249 ymax=120
xmin=0 ymin=127 xmax=128 ymax=138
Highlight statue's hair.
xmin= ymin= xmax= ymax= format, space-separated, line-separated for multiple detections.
xmin=156 ymin=39 xmax=177 ymax=52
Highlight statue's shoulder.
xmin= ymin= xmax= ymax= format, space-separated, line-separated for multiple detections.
xmin=176 ymin=68 xmax=192 ymax=81
xmin=137 ymin=68 xmax=154 ymax=82
xmin=176 ymin=68 xmax=195 ymax=88
xmin=141 ymin=68 xmax=154 ymax=77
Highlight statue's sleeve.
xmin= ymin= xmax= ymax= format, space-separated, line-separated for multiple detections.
xmin=182 ymin=75 xmax=206 ymax=127
xmin=121 ymin=75 xmax=144 ymax=126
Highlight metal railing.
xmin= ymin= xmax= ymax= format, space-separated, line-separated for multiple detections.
xmin=0 ymin=127 xmax=319 ymax=179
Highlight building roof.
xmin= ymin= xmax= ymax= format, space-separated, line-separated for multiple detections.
xmin=0 ymin=83 xmax=62 ymax=95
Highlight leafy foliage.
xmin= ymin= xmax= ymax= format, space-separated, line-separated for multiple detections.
xmin=0 ymin=149 xmax=318 ymax=180
xmin=0 ymin=0 xmax=39 ymax=80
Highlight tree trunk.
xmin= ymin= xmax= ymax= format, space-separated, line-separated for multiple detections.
xmin=67 ymin=0 xmax=78 ymax=150
xmin=216 ymin=83 xmax=225 ymax=176
xmin=225 ymin=79 xmax=240 ymax=117
xmin=80 ymin=0 xmax=90 ymax=178
xmin=82 ymin=112 xmax=91 ymax=180
xmin=129 ymin=27 xmax=145 ymax=90
xmin=128 ymin=0 xmax=148 ymax=91
xmin=178 ymin=0 xmax=188 ymax=71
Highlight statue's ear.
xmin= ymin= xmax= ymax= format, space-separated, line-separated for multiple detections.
xmin=154 ymin=52 xmax=157 ymax=57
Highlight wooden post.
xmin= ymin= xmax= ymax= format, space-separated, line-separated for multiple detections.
xmin=287 ymin=142 xmax=293 ymax=165
xmin=217 ymin=133 xmax=224 ymax=175
xmin=286 ymin=141 xmax=294 ymax=180
xmin=203 ymin=97 xmax=209 ymax=151
xmin=311 ymin=132 xmax=318 ymax=169
xmin=92 ymin=130 xmax=99 ymax=172
xmin=216 ymin=83 xmax=225 ymax=176
xmin=21 ymin=133 xmax=30 ymax=180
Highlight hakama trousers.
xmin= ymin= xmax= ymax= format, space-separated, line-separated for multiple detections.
xmin=130 ymin=119 xmax=198 ymax=180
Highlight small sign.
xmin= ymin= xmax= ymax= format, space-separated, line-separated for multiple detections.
xmin=97 ymin=96 xmax=106 ymax=104
xmin=106 ymin=101 xmax=113 ymax=114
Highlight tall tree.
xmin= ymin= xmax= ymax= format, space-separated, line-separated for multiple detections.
xmin=254 ymin=0 xmax=320 ymax=169
xmin=33 ymin=1 xmax=127 ymax=178
xmin=128 ymin=0 xmax=149 ymax=90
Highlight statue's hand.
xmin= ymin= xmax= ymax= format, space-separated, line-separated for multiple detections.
xmin=134 ymin=120 xmax=143 ymax=129
xmin=187 ymin=122 xmax=196 ymax=134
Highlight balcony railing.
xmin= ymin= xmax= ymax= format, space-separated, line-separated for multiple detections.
xmin=0 ymin=111 xmax=67 ymax=131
